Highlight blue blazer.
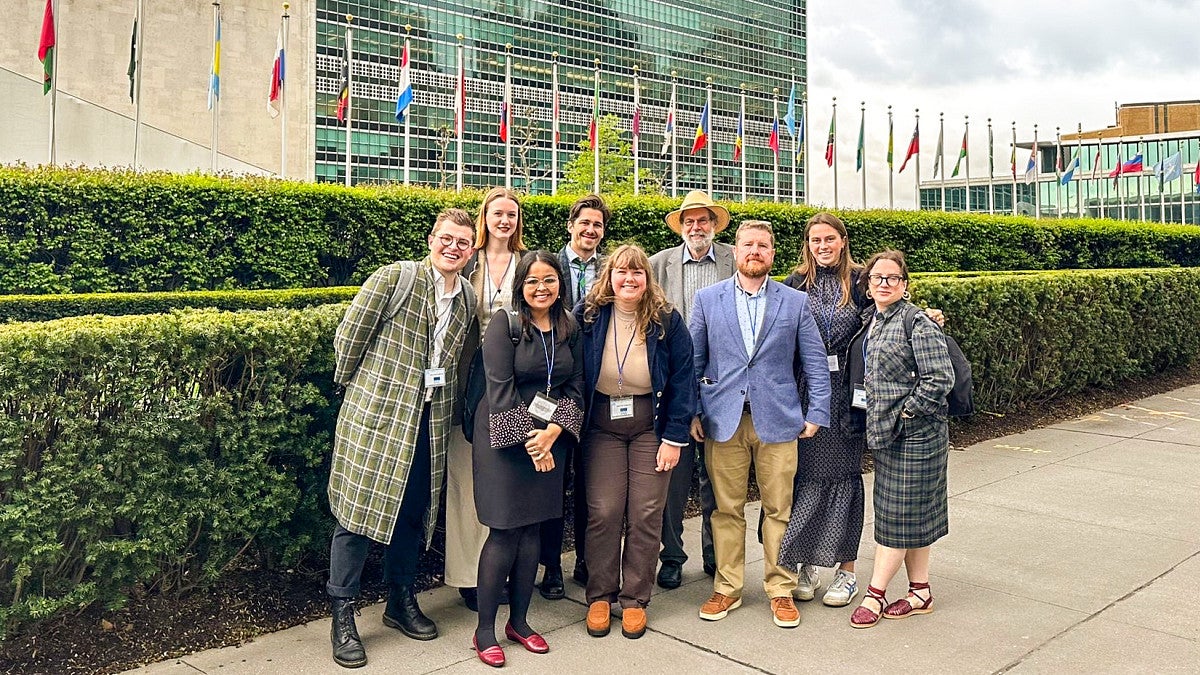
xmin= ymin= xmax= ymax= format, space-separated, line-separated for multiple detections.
xmin=575 ymin=304 xmax=697 ymax=445
xmin=690 ymin=277 xmax=832 ymax=444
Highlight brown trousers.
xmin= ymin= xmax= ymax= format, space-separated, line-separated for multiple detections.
xmin=583 ymin=393 xmax=671 ymax=608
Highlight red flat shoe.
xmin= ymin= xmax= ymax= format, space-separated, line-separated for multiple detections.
xmin=850 ymin=585 xmax=887 ymax=629
xmin=505 ymin=622 xmax=550 ymax=653
xmin=472 ymin=635 xmax=506 ymax=668
xmin=883 ymin=586 xmax=933 ymax=619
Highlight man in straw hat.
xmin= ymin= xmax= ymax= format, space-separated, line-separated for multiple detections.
xmin=649 ymin=190 xmax=735 ymax=590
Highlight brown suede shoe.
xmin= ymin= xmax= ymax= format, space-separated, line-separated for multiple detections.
xmin=698 ymin=592 xmax=742 ymax=621
xmin=621 ymin=607 xmax=647 ymax=639
xmin=771 ymin=596 xmax=801 ymax=628
xmin=586 ymin=601 xmax=611 ymax=637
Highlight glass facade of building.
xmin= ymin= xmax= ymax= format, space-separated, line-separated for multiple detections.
xmin=919 ymin=135 xmax=1200 ymax=224
xmin=314 ymin=0 xmax=807 ymax=199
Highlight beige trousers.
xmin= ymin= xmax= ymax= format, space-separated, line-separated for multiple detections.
xmin=705 ymin=411 xmax=799 ymax=598
xmin=443 ymin=428 xmax=489 ymax=588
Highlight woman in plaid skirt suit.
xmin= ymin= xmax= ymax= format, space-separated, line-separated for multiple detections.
xmin=847 ymin=250 xmax=953 ymax=629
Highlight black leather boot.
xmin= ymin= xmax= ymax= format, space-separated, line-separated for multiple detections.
xmin=330 ymin=598 xmax=367 ymax=668
xmin=382 ymin=584 xmax=438 ymax=640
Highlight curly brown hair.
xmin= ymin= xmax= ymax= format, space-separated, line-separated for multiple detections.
xmin=582 ymin=243 xmax=672 ymax=340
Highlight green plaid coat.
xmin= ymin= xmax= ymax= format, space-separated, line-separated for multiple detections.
xmin=329 ymin=259 xmax=475 ymax=546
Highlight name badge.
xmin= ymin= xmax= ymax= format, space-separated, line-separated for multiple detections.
xmin=529 ymin=391 xmax=559 ymax=423
xmin=852 ymin=385 xmax=867 ymax=410
xmin=424 ymin=368 xmax=446 ymax=388
xmin=609 ymin=396 xmax=634 ymax=420
xmin=827 ymin=355 xmax=840 ymax=372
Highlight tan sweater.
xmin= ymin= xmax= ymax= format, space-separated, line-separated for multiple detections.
xmin=597 ymin=307 xmax=652 ymax=395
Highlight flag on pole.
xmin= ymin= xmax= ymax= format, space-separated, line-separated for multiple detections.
xmin=1195 ymin=156 xmax=1200 ymax=193
xmin=690 ymin=101 xmax=709 ymax=154
xmin=886 ymin=115 xmax=894 ymax=169
xmin=1055 ymin=140 xmax=1064 ymax=175
xmin=127 ymin=16 xmax=138 ymax=103
xmin=38 ymin=0 xmax=55 ymax=95
xmin=796 ymin=108 xmax=805 ymax=161
xmin=1090 ymin=144 xmax=1103 ymax=179
xmin=855 ymin=111 xmax=865 ymax=172
xmin=1153 ymin=151 xmax=1182 ymax=183
xmin=1010 ymin=143 xmax=1017 ymax=178
xmin=824 ymin=115 xmax=835 ymax=167
xmin=208 ymin=9 xmax=222 ymax=111
xmin=783 ymin=84 xmax=797 ymax=138
xmin=552 ymin=81 xmax=560 ymax=144
xmin=931 ymin=125 xmax=944 ymax=177
xmin=394 ymin=41 xmax=412 ymax=122
xmin=1060 ymin=153 xmax=1079 ymax=185
xmin=632 ymin=93 xmax=641 ymax=140
xmin=588 ymin=76 xmax=600 ymax=150
xmin=1023 ymin=142 xmax=1037 ymax=184
xmin=268 ymin=22 xmax=286 ymax=118
xmin=660 ymin=86 xmax=675 ymax=156
xmin=733 ymin=112 xmax=744 ymax=161
xmin=1108 ymin=154 xmax=1143 ymax=175
xmin=767 ymin=117 xmax=779 ymax=158
xmin=898 ymin=122 xmax=918 ymax=173
xmin=988 ymin=126 xmax=994 ymax=176
xmin=951 ymin=130 xmax=967 ymax=177
xmin=498 ymin=101 xmax=508 ymax=142
xmin=454 ymin=54 xmax=465 ymax=137
xmin=336 ymin=52 xmax=350 ymax=122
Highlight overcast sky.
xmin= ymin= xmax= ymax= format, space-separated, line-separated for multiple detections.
xmin=805 ymin=0 xmax=1199 ymax=209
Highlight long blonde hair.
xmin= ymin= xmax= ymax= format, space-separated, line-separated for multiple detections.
xmin=582 ymin=244 xmax=672 ymax=339
xmin=792 ymin=212 xmax=861 ymax=308
xmin=473 ymin=187 xmax=527 ymax=251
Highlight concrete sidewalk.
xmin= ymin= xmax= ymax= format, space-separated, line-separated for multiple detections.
xmin=127 ymin=386 xmax=1200 ymax=674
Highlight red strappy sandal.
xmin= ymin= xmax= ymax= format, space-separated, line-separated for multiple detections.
xmin=883 ymin=581 xmax=933 ymax=619
xmin=849 ymin=585 xmax=887 ymax=629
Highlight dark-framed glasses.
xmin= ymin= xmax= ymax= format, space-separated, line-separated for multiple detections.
xmin=435 ymin=234 xmax=473 ymax=250
xmin=867 ymin=274 xmax=905 ymax=287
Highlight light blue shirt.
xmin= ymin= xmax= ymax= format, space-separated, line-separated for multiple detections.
xmin=734 ymin=273 xmax=767 ymax=360
xmin=682 ymin=245 xmax=718 ymax=264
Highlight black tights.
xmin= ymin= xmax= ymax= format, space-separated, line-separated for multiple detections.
xmin=475 ymin=523 xmax=541 ymax=649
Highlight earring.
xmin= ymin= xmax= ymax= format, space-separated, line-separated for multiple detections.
xmin=902 ymin=290 xmax=911 ymax=300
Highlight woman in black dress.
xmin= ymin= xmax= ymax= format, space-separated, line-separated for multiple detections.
xmin=472 ymin=251 xmax=584 ymax=666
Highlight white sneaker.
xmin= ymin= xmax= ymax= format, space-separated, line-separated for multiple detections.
xmin=794 ymin=564 xmax=821 ymax=601
xmin=822 ymin=569 xmax=859 ymax=607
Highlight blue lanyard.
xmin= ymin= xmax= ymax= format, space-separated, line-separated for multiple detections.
xmin=611 ymin=311 xmax=638 ymax=394
xmin=537 ymin=327 xmax=556 ymax=393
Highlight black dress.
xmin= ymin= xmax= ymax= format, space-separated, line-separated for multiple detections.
xmin=779 ymin=267 xmax=869 ymax=567
xmin=473 ymin=311 xmax=585 ymax=530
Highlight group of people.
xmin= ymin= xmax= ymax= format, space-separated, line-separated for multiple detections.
xmin=325 ymin=188 xmax=958 ymax=669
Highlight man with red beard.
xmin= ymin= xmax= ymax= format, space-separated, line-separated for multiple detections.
xmin=688 ymin=220 xmax=831 ymax=630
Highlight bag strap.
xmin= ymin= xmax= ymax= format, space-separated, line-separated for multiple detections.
xmin=383 ymin=262 xmax=419 ymax=322
xmin=901 ymin=302 xmax=923 ymax=341
xmin=506 ymin=309 xmax=522 ymax=345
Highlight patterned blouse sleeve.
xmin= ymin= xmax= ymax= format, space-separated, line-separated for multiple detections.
xmin=483 ymin=312 xmax=535 ymax=450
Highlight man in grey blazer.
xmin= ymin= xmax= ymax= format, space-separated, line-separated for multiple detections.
xmin=689 ymin=219 xmax=831 ymax=629
xmin=648 ymin=190 xmax=735 ymax=589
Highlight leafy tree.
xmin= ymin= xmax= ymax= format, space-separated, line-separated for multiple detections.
xmin=561 ymin=115 xmax=661 ymax=195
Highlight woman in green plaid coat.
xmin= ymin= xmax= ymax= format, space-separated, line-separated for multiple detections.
xmin=847 ymin=250 xmax=954 ymax=630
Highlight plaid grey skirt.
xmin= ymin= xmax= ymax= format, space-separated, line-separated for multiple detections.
xmin=871 ymin=414 xmax=949 ymax=548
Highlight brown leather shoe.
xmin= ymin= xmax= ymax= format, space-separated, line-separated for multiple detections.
xmin=621 ymin=607 xmax=647 ymax=639
xmin=586 ymin=601 xmax=611 ymax=637
xmin=698 ymin=592 xmax=741 ymax=621
xmin=770 ymin=596 xmax=801 ymax=628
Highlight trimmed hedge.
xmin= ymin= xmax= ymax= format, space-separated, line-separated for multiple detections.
xmin=3 ymin=269 xmax=1200 ymax=635
xmin=5 ymin=166 xmax=1200 ymax=294
xmin=0 ymin=287 xmax=359 ymax=323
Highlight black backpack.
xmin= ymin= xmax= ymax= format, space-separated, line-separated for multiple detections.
xmin=901 ymin=304 xmax=975 ymax=417
xmin=461 ymin=310 xmax=522 ymax=443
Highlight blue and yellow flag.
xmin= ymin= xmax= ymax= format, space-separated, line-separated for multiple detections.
xmin=208 ymin=9 xmax=221 ymax=110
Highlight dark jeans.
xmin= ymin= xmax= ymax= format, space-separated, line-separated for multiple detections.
xmin=539 ymin=439 xmax=587 ymax=569
xmin=326 ymin=405 xmax=432 ymax=598
xmin=660 ymin=439 xmax=715 ymax=566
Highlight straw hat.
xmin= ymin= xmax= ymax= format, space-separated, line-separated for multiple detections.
xmin=664 ymin=190 xmax=731 ymax=235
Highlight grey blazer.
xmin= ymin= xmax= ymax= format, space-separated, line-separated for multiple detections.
xmin=648 ymin=241 xmax=735 ymax=321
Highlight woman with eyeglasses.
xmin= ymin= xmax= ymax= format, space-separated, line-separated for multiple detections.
xmin=575 ymin=244 xmax=695 ymax=641
xmin=445 ymin=188 xmax=528 ymax=613
xmin=471 ymin=251 xmax=584 ymax=666
xmin=847 ymin=250 xmax=953 ymax=629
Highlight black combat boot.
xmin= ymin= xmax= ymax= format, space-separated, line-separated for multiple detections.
xmin=330 ymin=597 xmax=367 ymax=668
xmin=382 ymin=584 xmax=438 ymax=640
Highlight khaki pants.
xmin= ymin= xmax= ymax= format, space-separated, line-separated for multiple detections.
xmin=705 ymin=411 xmax=798 ymax=598
xmin=443 ymin=428 xmax=489 ymax=588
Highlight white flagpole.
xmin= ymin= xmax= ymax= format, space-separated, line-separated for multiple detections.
xmin=210 ymin=1 xmax=222 ymax=173
xmin=1180 ymin=139 xmax=1187 ymax=223
xmin=802 ymin=92 xmax=810 ymax=205
xmin=963 ymin=115 xmax=970 ymax=212
xmin=132 ymin=0 xmax=145 ymax=170
xmin=1116 ymin=136 xmax=1125 ymax=220
xmin=47 ymin=0 xmax=60 ymax=166
xmin=281 ymin=5 xmax=290 ymax=178
xmin=670 ymin=70 xmax=677 ymax=198
xmin=772 ymin=88 xmax=779 ymax=203
xmin=887 ymin=105 xmax=894 ymax=210
xmin=1137 ymin=136 xmax=1147 ymax=221
xmin=705 ymin=78 xmax=713 ymax=195
xmin=402 ymin=26 xmax=411 ymax=185
xmin=1032 ymin=124 xmax=1040 ymax=218
xmin=593 ymin=59 xmax=600 ymax=195
xmin=832 ymin=96 xmax=839 ymax=210
xmin=859 ymin=101 xmax=866 ymax=209
xmin=791 ymin=68 xmax=798 ymax=205
xmin=913 ymin=108 xmax=921 ymax=209
xmin=740 ymin=83 xmax=747 ymax=203
xmin=504 ymin=44 xmax=512 ymax=190
xmin=1011 ymin=122 xmax=1017 ymax=216
xmin=938 ymin=112 xmax=946 ymax=211
xmin=633 ymin=66 xmax=641 ymax=196
xmin=1075 ymin=123 xmax=1083 ymax=216
xmin=987 ymin=118 xmax=994 ymax=214
xmin=551 ymin=52 xmax=559 ymax=195
xmin=1159 ymin=138 xmax=1167 ymax=223
xmin=1055 ymin=126 xmax=1063 ymax=217
xmin=343 ymin=16 xmax=353 ymax=187
xmin=455 ymin=34 xmax=464 ymax=191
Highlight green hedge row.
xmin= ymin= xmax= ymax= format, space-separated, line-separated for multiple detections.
xmin=3 ymin=270 xmax=1199 ymax=635
xmin=0 ymin=287 xmax=358 ymax=323
xmin=5 ymin=166 xmax=1200 ymax=294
